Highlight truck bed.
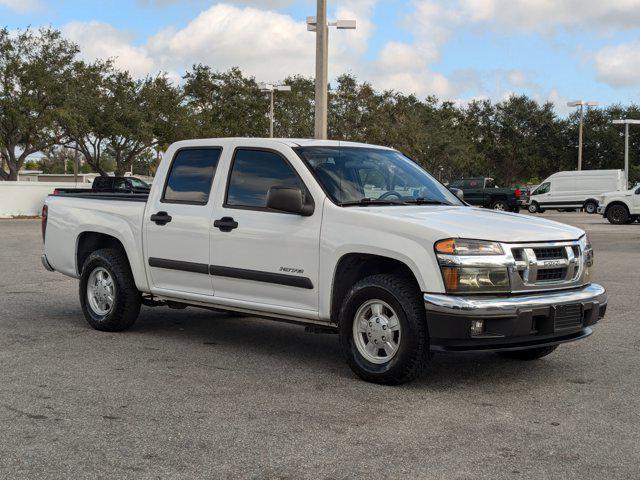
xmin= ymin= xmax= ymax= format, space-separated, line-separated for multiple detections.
xmin=53 ymin=191 xmax=149 ymax=202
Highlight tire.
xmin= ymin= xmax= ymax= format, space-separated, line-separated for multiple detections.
xmin=339 ymin=274 xmax=429 ymax=385
xmin=79 ymin=248 xmax=141 ymax=332
xmin=527 ymin=203 xmax=539 ymax=213
xmin=584 ymin=201 xmax=598 ymax=214
xmin=497 ymin=345 xmax=558 ymax=360
xmin=606 ymin=204 xmax=630 ymax=225
xmin=491 ymin=200 xmax=509 ymax=211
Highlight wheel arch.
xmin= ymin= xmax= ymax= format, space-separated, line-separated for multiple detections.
xmin=329 ymin=252 xmax=423 ymax=324
xmin=75 ymin=230 xmax=149 ymax=292
xmin=604 ymin=201 xmax=630 ymax=216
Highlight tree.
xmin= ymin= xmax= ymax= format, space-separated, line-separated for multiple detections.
xmin=62 ymin=65 xmax=185 ymax=176
xmin=183 ymin=65 xmax=268 ymax=138
xmin=0 ymin=27 xmax=79 ymax=180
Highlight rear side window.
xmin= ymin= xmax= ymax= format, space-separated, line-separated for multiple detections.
xmin=163 ymin=148 xmax=222 ymax=204
xmin=226 ymin=149 xmax=305 ymax=208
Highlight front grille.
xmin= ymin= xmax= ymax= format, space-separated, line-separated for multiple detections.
xmin=537 ymin=267 xmax=567 ymax=282
xmin=510 ymin=241 xmax=583 ymax=289
xmin=533 ymin=247 xmax=565 ymax=260
xmin=554 ymin=304 xmax=583 ymax=329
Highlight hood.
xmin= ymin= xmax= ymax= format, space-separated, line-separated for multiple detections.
xmin=603 ymin=188 xmax=634 ymax=198
xmin=362 ymin=206 xmax=584 ymax=243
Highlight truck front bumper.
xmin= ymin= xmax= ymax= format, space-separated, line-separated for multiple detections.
xmin=424 ymin=283 xmax=606 ymax=352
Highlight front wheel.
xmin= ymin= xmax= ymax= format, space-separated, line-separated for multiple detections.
xmin=528 ymin=202 xmax=543 ymax=214
xmin=606 ymin=205 xmax=630 ymax=225
xmin=497 ymin=345 xmax=558 ymax=360
xmin=339 ymin=274 xmax=429 ymax=385
xmin=491 ymin=200 xmax=509 ymax=211
xmin=80 ymin=248 xmax=141 ymax=332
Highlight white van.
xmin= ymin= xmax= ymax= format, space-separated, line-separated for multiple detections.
xmin=528 ymin=170 xmax=626 ymax=214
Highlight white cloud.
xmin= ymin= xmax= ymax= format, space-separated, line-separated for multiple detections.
xmin=63 ymin=21 xmax=156 ymax=77
xmin=0 ymin=0 xmax=41 ymax=13
xmin=457 ymin=0 xmax=640 ymax=32
xmin=595 ymin=40 xmax=640 ymax=87
xmin=145 ymin=4 xmax=315 ymax=82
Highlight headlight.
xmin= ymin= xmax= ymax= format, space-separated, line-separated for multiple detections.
xmin=441 ymin=266 xmax=510 ymax=293
xmin=584 ymin=235 xmax=594 ymax=268
xmin=435 ymin=238 xmax=510 ymax=293
xmin=435 ymin=238 xmax=504 ymax=256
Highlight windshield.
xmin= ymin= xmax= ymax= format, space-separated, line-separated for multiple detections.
xmin=295 ymin=147 xmax=463 ymax=206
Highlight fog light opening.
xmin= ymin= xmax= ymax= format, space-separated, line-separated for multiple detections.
xmin=471 ymin=319 xmax=485 ymax=337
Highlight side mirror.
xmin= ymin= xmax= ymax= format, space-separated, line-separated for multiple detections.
xmin=267 ymin=187 xmax=314 ymax=216
xmin=449 ymin=187 xmax=464 ymax=201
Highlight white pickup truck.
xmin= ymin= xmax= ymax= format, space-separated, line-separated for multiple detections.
xmin=597 ymin=184 xmax=640 ymax=224
xmin=42 ymin=138 xmax=607 ymax=385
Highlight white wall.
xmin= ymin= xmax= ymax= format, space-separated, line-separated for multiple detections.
xmin=0 ymin=182 xmax=82 ymax=218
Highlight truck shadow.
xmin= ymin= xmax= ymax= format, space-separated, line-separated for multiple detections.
xmin=50 ymin=304 xmax=582 ymax=391
xmin=124 ymin=306 xmax=574 ymax=391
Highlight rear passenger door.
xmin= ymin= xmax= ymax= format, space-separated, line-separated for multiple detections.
xmin=145 ymin=147 xmax=222 ymax=296
xmin=209 ymin=146 xmax=322 ymax=313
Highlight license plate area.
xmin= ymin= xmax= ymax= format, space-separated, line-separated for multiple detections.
xmin=552 ymin=303 xmax=583 ymax=330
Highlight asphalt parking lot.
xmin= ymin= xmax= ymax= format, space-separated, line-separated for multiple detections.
xmin=0 ymin=213 xmax=639 ymax=479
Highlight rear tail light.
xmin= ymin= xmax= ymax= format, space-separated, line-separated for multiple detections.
xmin=515 ymin=189 xmax=521 ymax=199
xmin=41 ymin=204 xmax=48 ymax=242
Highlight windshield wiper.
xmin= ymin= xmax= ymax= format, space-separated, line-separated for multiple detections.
xmin=339 ymin=198 xmax=407 ymax=207
xmin=404 ymin=197 xmax=448 ymax=205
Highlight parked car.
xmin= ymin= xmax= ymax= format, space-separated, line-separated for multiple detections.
xmin=597 ymin=184 xmax=640 ymax=224
xmin=528 ymin=170 xmax=626 ymax=214
xmin=448 ymin=177 xmax=526 ymax=212
xmin=41 ymin=139 xmax=607 ymax=385
xmin=53 ymin=176 xmax=151 ymax=195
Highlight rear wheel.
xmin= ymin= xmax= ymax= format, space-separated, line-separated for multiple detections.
xmin=497 ymin=345 xmax=558 ymax=360
xmin=339 ymin=274 xmax=429 ymax=385
xmin=80 ymin=248 xmax=141 ymax=332
xmin=584 ymin=200 xmax=598 ymax=214
xmin=606 ymin=204 xmax=630 ymax=225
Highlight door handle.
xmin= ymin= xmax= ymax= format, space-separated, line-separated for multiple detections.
xmin=214 ymin=216 xmax=238 ymax=232
xmin=150 ymin=211 xmax=172 ymax=225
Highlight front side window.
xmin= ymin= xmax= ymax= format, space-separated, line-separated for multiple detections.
xmin=226 ymin=149 xmax=306 ymax=208
xmin=163 ymin=148 xmax=221 ymax=204
xmin=485 ymin=178 xmax=495 ymax=188
xmin=296 ymin=147 xmax=462 ymax=206
xmin=534 ymin=182 xmax=550 ymax=195
xmin=128 ymin=178 xmax=149 ymax=188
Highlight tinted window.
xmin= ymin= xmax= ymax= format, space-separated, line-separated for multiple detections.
xmin=163 ymin=148 xmax=221 ymax=204
xmin=226 ymin=149 xmax=304 ymax=208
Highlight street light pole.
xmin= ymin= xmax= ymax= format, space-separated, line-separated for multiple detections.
xmin=307 ymin=6 xmax=356 ymax=140
xmin=567 ymin=100 xmax=599 ymax=170
xmin=259 ymin=83 xmax=291 ymax=138
xmin=612 ymin=119 xmax=640 ymax=189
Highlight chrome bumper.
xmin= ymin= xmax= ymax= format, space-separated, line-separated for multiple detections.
xmin=424 ymin=283 xmax=606 ymax=317
xmin=41 ymin=254 xmax=54 ymax=272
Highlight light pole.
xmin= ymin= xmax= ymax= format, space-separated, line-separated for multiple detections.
xmin=567 ymin=100 xmax=599 ymax=170
xmin=612 ymin=119 xmax=640 ymax=189
xmin=259 ymin=83 xmax=291 ymax=138
xmin=307 ymin=5 xmax=356 ymax=140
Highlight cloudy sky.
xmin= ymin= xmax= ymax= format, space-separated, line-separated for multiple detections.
xmin=2 ymin=0 xmax=640 ymax=113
